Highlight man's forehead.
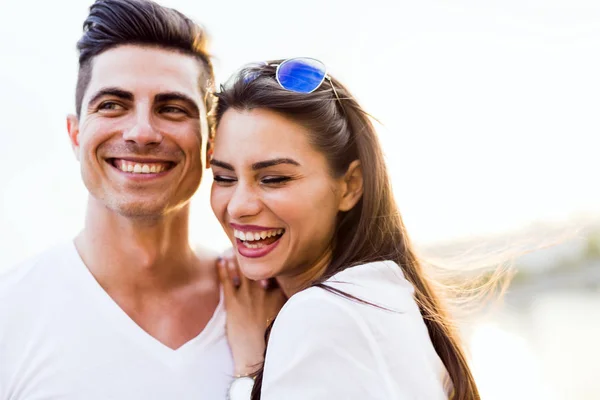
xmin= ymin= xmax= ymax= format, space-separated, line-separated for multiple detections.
xmin=86 ymin=45 xmax=203 ymax=101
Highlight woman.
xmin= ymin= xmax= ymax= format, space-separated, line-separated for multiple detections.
xmin=210 ymin=58 xmax=480 ymax=399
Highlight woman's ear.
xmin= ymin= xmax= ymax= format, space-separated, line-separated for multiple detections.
xmin=338 ymin=160 xmax=363 ymax=212
xmin=205 ymin=137 xmax=214 ymax=169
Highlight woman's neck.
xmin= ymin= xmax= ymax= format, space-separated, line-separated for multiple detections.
xmin=276 ymin=249 xmax=333 ymax=298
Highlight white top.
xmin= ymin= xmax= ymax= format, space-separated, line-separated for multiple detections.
xmin=0 ymin=242 xmax=234 ymax=400
xmin=262 ymin=260 xmax=451 ymax=400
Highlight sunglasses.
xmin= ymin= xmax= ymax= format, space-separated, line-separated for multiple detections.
xmin=242 ymin=57 xmax=329 ymax=94
xmin=273 ymin=57 xmax=329 ymax=94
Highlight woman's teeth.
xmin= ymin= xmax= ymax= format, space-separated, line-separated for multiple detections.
xmin=234 ymin=228 xmax=283 ymax=241
xmin=243 ymin=242 xmax=264 ymax=249
xmin=233 ymin=228 xmax=284 ymax=248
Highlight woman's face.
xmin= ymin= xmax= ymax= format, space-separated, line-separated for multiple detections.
xmin=210 ymin=108 xmax=354 ymax=288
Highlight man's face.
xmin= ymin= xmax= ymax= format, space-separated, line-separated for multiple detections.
xmin=67 ymin=45 xmax=208 ymax=218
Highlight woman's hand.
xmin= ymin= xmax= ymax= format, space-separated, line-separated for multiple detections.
xmin=217 ymin=251 xmax=287 ymax=377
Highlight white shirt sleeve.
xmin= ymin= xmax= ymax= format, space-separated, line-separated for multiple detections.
xmin=260 ymin=288 xmax=393 ymax=400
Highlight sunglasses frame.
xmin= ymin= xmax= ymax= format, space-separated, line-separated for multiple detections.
xmin=271 ymin=57 xmax=331 ymax=94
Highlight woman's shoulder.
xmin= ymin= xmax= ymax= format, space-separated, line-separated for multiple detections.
xmin=263 ymin=274 xmax=395 ymax=399
xmin=264 ymin=261 xmax=448 ymax=399
xmin=327 ymin=259 xmax=408 ymax=286
xmin=276 ymin=282 xmax=363 ymax=329
xmin=272 ymin=260 xmax=419 ymax=341
xmin=269 ymin=259 xmax=433 ymax=365
xmin=267 ymin=278 xmax=385 ymax=376
xmin=326 ymin=260 xmax=418 ymax=313
xmin=272 ymin=279 xmax=375 ymax=349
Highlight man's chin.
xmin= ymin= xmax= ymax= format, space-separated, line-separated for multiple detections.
xmin=115 ymin=207 xmax=166 ymax=220
xmin=104 ymin=199 xmax=172 ymax=220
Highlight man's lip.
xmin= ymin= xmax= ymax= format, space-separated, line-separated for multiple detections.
xmin=106 ymin=157 xmax=177 ymax=163
xmin=230 ymin=223 xmax=284 ymax=232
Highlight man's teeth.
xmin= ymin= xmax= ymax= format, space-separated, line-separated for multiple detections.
xmin=115 ymin=160 xmax=170 ymax=174
xmin=233 ymin=228 xmax=284 ymax=242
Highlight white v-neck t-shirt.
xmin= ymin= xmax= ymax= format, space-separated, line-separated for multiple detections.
xmin=261 ymin=260 xmax=452 ymax=400
xmin=0 ymin=242 xmax=233 ymax=400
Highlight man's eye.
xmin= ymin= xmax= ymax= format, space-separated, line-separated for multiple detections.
xmin=161 ymin=106 xmax=186 ymax=114
xmin=261 ymin=176 xmax=291 ymax=185
xmin=98 ymin=102 xmax=124 ymax=111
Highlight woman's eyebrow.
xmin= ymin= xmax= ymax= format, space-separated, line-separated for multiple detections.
xmin=210 ymin=158 xmax=300 ymax=171
xmin=251 ymin=158 xmax=300 ymax=170
xmin=209 ymin=159 xmax=234 ymax=170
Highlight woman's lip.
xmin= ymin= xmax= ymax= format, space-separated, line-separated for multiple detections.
xmin=236 ymin=237 xmax=281 ymax=259
xmin=230 ymin=223 xmax=283 ymax=232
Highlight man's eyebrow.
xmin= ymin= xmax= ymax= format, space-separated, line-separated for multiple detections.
xmin=155 ymin=92 xmax=200 ymax=115
xmin=210 ymin=159 xmax=234 ymax=171
xmin=251 ymin=158 xmax=300 ymax=170
xmin=87 ymin=87 xmax=133 ymax=107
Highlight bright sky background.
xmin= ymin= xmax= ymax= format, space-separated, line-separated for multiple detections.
xmin=0 ymin=0 xmax=598 ymax=268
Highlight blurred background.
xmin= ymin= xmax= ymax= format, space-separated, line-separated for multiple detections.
xmin=0 ymin=0 xmax=598 ymax=398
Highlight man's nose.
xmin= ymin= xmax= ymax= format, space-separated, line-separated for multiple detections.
xmin=122 ymin=110 xmax=163 ymax=145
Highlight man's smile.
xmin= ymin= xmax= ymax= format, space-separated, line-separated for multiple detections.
xmin=106 ymin=158 xmax=177 ymax=176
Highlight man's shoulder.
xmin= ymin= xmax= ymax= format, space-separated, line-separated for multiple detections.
xmin=0 ymin=241 xmax=80 ymax=350
xmin=192 ymin=243 xmax=223 ymax=268
xmin=0 ymin=242 xmax=74 ymax=300
xmin=0 ymin=252 xmax=44 ymax=298
xmin=193 ymin=243 xmax=219 ymax=257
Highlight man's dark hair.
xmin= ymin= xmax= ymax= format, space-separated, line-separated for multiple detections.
xmin=75 ymin=0 xmax=214 ymax=118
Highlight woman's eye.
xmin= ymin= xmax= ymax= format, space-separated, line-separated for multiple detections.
xmin=213 ymin=175 xmax=237 ymax=184
xmin=261 ymin=176 xmax=291 ymax=185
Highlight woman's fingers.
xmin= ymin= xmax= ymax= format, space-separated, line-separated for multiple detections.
xmin=259 ymin=279 xmax=270 ymax=290
xmin=219 ymin=248 xmax=241 ymax=288
xmin=219 ymin=248 xmax=273 ymax=291
xmin=217 ymin=257 xmax=234 ymax=298
xmin=226 ymin=257 xmax=241 ymax=288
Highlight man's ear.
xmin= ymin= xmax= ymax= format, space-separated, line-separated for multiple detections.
xmin=66 ymin=114 xmax=81 ymax=161
xmin=338 ymin=160 xmax=363 ymax=212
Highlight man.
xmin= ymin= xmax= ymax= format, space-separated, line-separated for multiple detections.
xmin=0 ymin=1 xmax=238 ymax=398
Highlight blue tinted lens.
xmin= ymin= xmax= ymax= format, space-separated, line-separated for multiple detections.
xmin=241 ymin=62 xmax=269 ymax=84
xmin=276 ymin=58 xmax=326 ymax=93
xmin=243 ymin=71 xmax=260 ymax=84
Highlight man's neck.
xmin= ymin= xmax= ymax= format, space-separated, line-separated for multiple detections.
xmin=75 ymin=197 xmax=198 ymax=295
xmin=74 ymin=197 xmax=221 ymax=350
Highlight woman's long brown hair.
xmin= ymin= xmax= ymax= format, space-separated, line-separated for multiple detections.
xmin=213 ymin=61 xmax=481 ymax=400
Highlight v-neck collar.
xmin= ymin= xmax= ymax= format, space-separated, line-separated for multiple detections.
xmin=62 ymin=240 xmax=225 ymax=368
